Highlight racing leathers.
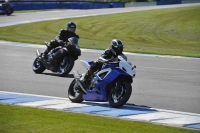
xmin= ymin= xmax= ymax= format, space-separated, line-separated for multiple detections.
xmin=43 ymin=29 xmax=79 ymax=57
xmin=81 ymin=48 xmax=126 ymax=85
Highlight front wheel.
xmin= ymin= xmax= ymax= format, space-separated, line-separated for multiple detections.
xmin=32 ymin=57 xmax=46 ymax=74
xmin=68 ymin=79 xmax=83 ymax=103
xmin=58 ymin=57 xmax=74 ymax=77
xmin=108 ymin=80 xmax=132 ymax=108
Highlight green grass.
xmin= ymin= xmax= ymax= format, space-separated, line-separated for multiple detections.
xmin=0 ymin=104 xmax=199 ymax=133
xmin=0 ymin=6 xmax=200 ymax=57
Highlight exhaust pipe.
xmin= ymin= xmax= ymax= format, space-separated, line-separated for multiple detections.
xmin=36 ymin=50 xmax=40 ymax=57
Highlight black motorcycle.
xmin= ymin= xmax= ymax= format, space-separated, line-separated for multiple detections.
xmin=0 ymin=3 xmax=14 ymax=16
xmin=33 ymin=37 xmax=81 ymax=77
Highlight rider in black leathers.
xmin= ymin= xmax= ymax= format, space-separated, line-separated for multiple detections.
xmin=40 ymin=22 xmax=80 ymax=67
xmin=81 ymin=39 xmax=125 ymax=85
xmin=42 ymin=22 xmax=79 ymax=57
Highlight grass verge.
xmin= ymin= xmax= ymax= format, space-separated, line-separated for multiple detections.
xmin=0 ymin=6 xmax=200 ymax=57
xmin=0 ymin=104 xmax=198 ymax=133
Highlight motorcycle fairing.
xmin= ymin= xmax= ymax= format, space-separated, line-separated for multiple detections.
xmin=82 ymin=67 xmax=133 ymax=102
xmin=80 ymin=60 xmax=94 ymax=70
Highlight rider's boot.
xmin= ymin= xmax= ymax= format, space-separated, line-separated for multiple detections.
xmin=43 ymin=49 xmax=49 ymax=57
xmin=39 ymin=47 xmax=51 ymax=68
xmin=39 ymin=48 xmax=50 ymax=60
xmin=80 ymin=70 xmax=93 ymax=86
xmin=42 ymin=47 xmax=51 ymax=58
xmin=40 ymin=41 xmax=54 ymax=58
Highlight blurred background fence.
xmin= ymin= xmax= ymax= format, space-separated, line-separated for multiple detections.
xmin=0 ymin=0 xmax=199 ymax=10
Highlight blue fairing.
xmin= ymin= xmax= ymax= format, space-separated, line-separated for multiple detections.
xmin=103 ymin=68 xmax=133 ymax=83
xmin=102 ymin=63 xmax=117 ymax=68
xmin=83 ymin=68 xmax=132 ymax=102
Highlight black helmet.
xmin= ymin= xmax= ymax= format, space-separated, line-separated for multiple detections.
xmin=67 ymin=22 xmax=76 ymax=29
xmin=110 ymin=39 xmax=123 ymax=55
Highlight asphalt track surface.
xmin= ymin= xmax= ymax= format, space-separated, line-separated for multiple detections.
xmin=0 ymin=3 xmax=200 ymax=114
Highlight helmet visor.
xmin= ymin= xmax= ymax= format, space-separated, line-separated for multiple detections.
xmin=117 ymin=45 xmax=123 ymax=54
xmin=68 ymin=28 xmax=76 ymax=33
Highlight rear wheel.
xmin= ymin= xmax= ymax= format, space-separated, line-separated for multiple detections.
xmin=108 ymin=79 xmax=132 ymax=108
xmin=32 ymin=57 xmax=46 ymax=74
xmin=58 ymin=57 xmax=74 ymax=77
xmin=68 ymin=79 xmax=83 ymax=103
xmin=6 ymin=7 xmax=13 ymax=16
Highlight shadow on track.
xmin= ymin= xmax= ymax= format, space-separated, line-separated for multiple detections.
xmin=71 ymin=101 xmax=157 ymax=113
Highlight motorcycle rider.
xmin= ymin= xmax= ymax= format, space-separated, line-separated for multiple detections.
xmin=80 ymin=39 xmax=125 ymax=85
xmin=41 ymin=21 xmax=79 ymax=59
xmin=39 ymin=22 xmax=80 ymax=69
xmin=3 ymin=0 xmax=11 ymax=13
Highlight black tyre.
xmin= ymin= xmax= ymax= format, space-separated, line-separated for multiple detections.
xmin=68 ymin=79 xmax=83 ymax=103
xmin=108 ymin=80 xmax=132 ymax=108
xmin=32 ymin=57 xmax=46 ymax=74
xmin=6 ymin=7 xmax=13 ymax=16
xmin=58 ymin=57 xmax=74 ymax=77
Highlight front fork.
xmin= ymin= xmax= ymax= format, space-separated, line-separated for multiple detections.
xmin=112 ymin=80 xmax=124 ymax=98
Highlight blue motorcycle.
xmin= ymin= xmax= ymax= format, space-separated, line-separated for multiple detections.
xmin=68 ymin=55 xmax=136 ymax=108
xmin=0 ymin=3 xmax=14 ymax=16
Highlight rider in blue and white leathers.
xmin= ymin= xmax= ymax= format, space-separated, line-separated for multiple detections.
xmin=81 ymin=39 xmax=126 ymax=85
